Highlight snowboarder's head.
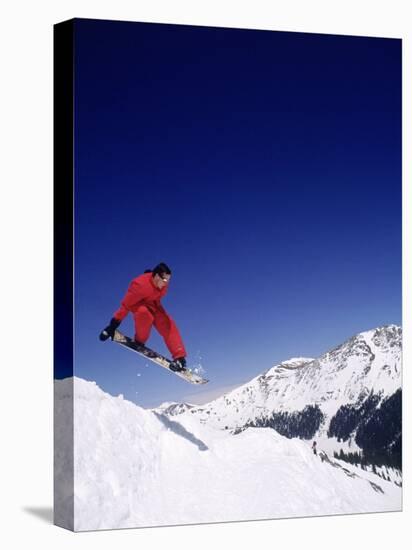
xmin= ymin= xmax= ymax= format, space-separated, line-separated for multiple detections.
xmin=152 ymin=262 xmax=172 ymax=289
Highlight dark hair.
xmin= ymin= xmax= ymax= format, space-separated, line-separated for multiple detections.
xmin=152 ymin=263 xmax=172 ymax=277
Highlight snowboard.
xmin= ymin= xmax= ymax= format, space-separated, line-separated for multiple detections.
xmin=112 ymin=330 xmax=209 ymax=385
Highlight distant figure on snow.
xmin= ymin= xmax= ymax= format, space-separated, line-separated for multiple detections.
xmin=99 ymin=263 xmax=187 ymax=372
xmin=312 ymin=441 xmax=317 ymax=455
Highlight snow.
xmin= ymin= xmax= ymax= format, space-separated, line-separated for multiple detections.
xmin=277 ymin=357 xmax=315 ymax=366
xmin=55 ymin=376 xmax=401 ymax=532
xmin=184 ymin=325 xmax=402 ymax=431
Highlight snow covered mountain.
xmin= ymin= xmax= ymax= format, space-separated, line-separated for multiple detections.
xmin=174 ymin=325 xmax=402 ymax=465
xmin=156 ymin=401 xmax=195 ymax=416
xmin=54 ymin=376 xmax=401 ymax=532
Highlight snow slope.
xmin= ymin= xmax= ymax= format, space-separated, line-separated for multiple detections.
xmin=55 ymin=376 xmax=401 ymax=532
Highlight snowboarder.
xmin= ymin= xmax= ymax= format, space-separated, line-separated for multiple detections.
xmin=312 ymin=441 xmax=317 ymax=455
xmin=99 ymin=263 xmax=187 ymax=372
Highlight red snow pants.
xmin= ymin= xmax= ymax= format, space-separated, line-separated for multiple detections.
xmin=133 ymin=305 xmax=186 ymax=359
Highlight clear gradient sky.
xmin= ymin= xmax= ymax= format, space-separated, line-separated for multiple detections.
xmin=65 ymin=19 xmax=401 ymax=408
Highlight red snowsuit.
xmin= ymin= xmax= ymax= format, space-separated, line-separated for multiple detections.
xmin=113 ymin=272 xmax=186 ymax=359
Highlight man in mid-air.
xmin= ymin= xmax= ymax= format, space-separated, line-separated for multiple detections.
xmin=99 ymin=262 xmax=187 ymax=372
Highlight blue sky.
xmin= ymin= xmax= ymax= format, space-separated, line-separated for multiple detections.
xmin=65 ymin=19 xmax=401 ymax=407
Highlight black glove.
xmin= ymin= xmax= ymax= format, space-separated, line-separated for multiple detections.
xmin=170 ymin=357 xmax=187 ymax=372
xmin=99 ymin=317 xmax=121 ymax=341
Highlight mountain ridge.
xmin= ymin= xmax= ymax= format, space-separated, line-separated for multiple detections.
xmin=165 ymin=324 xmax=402 ymax=468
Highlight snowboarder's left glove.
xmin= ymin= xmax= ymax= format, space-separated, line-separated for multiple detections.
xmin=99 ymin=317 xmax=121 ymax=341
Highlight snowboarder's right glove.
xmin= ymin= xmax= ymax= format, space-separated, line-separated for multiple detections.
xmin=99 ymin=317 xmax=121 ymax=341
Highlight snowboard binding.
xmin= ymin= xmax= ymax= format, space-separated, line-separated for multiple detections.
xmin=169 ymin=357 xmax=187 ymax=372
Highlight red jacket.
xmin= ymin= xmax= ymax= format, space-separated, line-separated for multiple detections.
xmin=113 ymin=272 xmax=168 ymax=321
xmin=113 ymin=272 xmax=186 ymax=359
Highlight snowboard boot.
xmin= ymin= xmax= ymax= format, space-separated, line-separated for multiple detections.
xmin=170 ymin=357 xmax=187 ymax=372
xmin=134 ymin=338 xmax=145 ymax=349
